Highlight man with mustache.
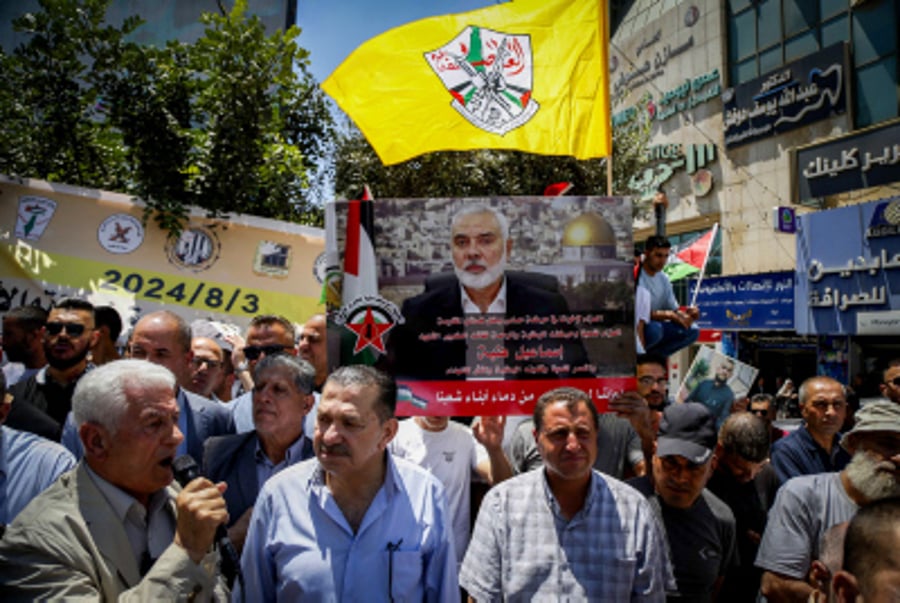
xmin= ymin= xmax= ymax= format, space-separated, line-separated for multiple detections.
xmin=461 ymin=387 xmax=672 ymax=600
xmin=386 ymin=204 xmax=590 ymax=381
xmin=628 ymin=402 xmax=738 ymax=602
xmin=7 ymin=298 xmax=99 ymax=438
xmin=0 ymin=360 xmax=230 ymax=600
xmin=756 ymin=401 xmax=900 ymax=603
xmin=237 ymin=365 xmax=458 ymax=601
xmin=770 ymin=376 xmax=851 ymax=484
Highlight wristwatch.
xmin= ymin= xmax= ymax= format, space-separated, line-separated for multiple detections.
xmin=235 ymin=361 xmax=249 ymax=374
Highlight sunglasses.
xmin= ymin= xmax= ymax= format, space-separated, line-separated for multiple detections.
xmin=886 ymin=377 xmax=900 ymax=387
xmin=244 ymin=344 xmax=289 ymax=360
xmin=46 ymin=322 xmax=87 ymax=337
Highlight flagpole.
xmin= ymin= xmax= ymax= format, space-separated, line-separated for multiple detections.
xmin=606 ymin=155 xmax=613 ymax=196
xmin=689 ymin=222 xmax=719 ymax=307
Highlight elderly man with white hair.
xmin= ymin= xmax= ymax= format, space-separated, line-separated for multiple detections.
xmin=0 ymin=359 xmax=230 ymax=601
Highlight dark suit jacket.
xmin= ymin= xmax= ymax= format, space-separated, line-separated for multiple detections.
xmin=203 ymin=431 xmax=313 ymax=525
xmin=386 ymin=272 xmax=591 ymax=380
xmin=180 ymin=389 xmax=233 ymax=463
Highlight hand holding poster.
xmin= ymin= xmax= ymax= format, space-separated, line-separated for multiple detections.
xmin=329 ymin=196 xmax=636 ymax=416
xmin=676 ymin=346 xmax=758 ymax=430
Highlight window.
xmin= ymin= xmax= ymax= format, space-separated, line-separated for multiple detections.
xmin=727 ymin=0 xmax=899 ymax=128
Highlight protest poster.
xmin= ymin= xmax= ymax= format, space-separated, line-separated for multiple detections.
xmin=676 ymin=345 xmax=758 ymax=429
xmin=329 ymin=196 xmax=636 ymax=415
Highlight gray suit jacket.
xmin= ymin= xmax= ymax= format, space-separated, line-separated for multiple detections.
xmin=203 ymin=431 xmax=313 ymax=525
xmin=0 ymin=463 xmax=228 ymax=601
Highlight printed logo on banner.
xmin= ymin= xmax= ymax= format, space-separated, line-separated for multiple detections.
xmin=425 ymin=26 xmax=539 ymax=136
xmin=312 ymin=252 xmax=327 ymax=284
xmin=253 ymin=241 xmax=292 ymax=277
xmin=866 ymin=199 xmax=900 ymax=239
xmin=98 ymin=213 xmax=144 ymax=254
xmin=166 ymin=226 xmax=221 ymax=272
xmin=333 ymin=295 xmax=403 ymax=355
xmin=15 ymin=195 xmax=57 ymax=241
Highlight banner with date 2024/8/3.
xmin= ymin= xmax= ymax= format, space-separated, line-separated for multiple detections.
xmin=1 ymin=176 xmax=324 ymax=332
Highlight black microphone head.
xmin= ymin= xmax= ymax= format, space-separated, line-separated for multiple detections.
xmin=172 ymin=454 xmax=200 ymax=487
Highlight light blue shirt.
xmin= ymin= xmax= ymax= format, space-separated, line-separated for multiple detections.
xmin=640 ymin=268 xmax=679 ymax=312
xmin=0 ymin=425 xmax=76 ymax=524
xmin=253 ymin=435 xmax=312 ymax=488
xmin=237 ymin=454 xmax=459 ymax=602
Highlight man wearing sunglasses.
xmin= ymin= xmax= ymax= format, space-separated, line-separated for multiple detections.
xmin=229 ymin=315 xmax=298 ymax=433
xmin=7 ymin=298 xmax=99 ymax=438
xmin=878 ymin=362 xmax=900 ymax=405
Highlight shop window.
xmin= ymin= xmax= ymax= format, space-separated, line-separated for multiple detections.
xmin=856 ymin=57 xmax=898 ymax=127
xmin=727 ymin=0 xmax=899 ymax=127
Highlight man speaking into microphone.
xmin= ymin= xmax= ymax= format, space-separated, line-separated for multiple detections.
xmin=0 ymin=359 xmax=231 ymax=601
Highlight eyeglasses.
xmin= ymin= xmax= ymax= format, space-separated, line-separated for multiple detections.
xmin=191 ymin=358 xmax=223 ymax=370
xmin=638 ymin=376 xmax=668 ymax=387
xmin=809 ymin=401 xmax=846 ymax=412
xmin=749 ymin=408 xmax=769 ymax=416
xmin=244 ymin=344 xmax=289 ymax=360
xmin=46 ymin=322 xmax=87 ymax=337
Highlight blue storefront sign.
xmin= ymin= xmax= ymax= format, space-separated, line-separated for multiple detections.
xmin=795 ymin=197 xmax=900 ymax=335
xmin=723 ymin=43 xmax=847 ymax=148
xmin=691 ymin=272 xmax=794 ymax=330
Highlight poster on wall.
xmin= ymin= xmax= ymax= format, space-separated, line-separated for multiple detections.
xmin=329 ymin=196 xmax=636 ymax=416
xmin=1 ymin=177 xmax=325 ymax=332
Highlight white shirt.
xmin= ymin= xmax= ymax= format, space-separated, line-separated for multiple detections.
xmin=389 ymin=418 xmax=487 ymax=564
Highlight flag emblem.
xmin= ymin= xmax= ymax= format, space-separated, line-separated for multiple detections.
xmin=425 ymin=26 xmax=539 ymax=135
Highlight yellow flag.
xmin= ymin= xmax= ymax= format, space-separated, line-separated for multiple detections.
xmin=322 ymin=0 xmax=610 ymax=165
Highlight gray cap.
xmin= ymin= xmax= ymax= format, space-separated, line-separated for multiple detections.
xmin=190 ymin=319 xmax=238 ymax=353
xmin=841 ymin=400 xmax=900 ymax=450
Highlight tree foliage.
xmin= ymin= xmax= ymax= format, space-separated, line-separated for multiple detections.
xmin=0 ymin=0 xmax=332 ymax=234
xmin=332 ymin=104 xmax=651 ymax=217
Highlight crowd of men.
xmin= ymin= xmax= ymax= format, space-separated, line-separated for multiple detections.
xmin=0 ymin=294 xmax=898 ymax=601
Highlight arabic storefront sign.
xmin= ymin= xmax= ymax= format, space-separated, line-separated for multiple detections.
xmin=796 ymin=119 xmax=900 ymax=201
xmin=627 ymin=143 xmax=717 ymax=201
xmin=690 ymin=272 xmax=794 ymax=330
xmin=612 ymin=32 xmax=696 ymax=99
xmin=723 ymin=43 xmax=847 ymax=149
xmin=795 ymin=197 xmax=900 ymax=335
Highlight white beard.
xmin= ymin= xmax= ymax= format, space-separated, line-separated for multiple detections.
xmin=845 ymin=450 xmax=900 ymax=501
xmin=455 ymin=248 xmax=507 ymax=291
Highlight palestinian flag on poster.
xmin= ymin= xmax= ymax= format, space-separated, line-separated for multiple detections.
xmin=339 ymin=187 xmax=388 ymax=365
xmin=664 ymin=224 xmax=718 ymax=282
xmin=342 ymin=186 xmax=378 ymax=307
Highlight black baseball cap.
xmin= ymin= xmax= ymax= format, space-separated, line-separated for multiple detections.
xmin=656 ymin=402 xmax=717 ymax=464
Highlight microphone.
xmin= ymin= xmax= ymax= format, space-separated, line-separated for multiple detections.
xmin=172 ymin=454 xmax=242 ymax=590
